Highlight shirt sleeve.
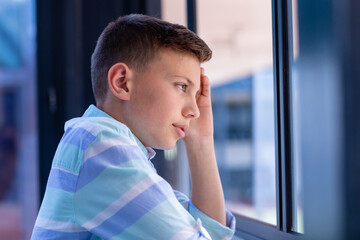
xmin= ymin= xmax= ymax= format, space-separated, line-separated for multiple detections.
xmin=73 ymin=135 xmax=217 ymax=240
xmin=174 ymin=190 xmax=236 ymax=240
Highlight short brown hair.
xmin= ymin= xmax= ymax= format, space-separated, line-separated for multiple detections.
xmin=91 ymin=14 xmax=212 ymax=103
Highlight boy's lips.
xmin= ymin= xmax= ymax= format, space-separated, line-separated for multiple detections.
xmin=172 ymin=124 xmax=189 ymax=138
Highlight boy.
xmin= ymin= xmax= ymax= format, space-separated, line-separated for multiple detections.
xmin=31 ymin=14 xmax=235 ymax=239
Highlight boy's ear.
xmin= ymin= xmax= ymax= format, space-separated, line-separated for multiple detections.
xmin=107 ymin=63 xmax=132 ymax=101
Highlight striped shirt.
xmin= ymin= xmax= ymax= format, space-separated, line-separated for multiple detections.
xmin=31 ymin=105 xmax=235 ymax=240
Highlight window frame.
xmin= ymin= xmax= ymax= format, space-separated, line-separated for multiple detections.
xmin=186 ymin=0 xmax=303 ymax=239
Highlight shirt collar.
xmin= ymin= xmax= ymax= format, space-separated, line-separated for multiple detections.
xmin=132 ymin=134 xmax=156 ymax=160
xmin=146 ymin=147 xmax=156 ymax=160
xmin=83 ymin=105 xmax=156 ymax=160
xmin=82 ymin=104 xmax=111 ymax=118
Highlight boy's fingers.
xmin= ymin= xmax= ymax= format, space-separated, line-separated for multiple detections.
xmin=200 ymin=72 xmax=211 ymax=98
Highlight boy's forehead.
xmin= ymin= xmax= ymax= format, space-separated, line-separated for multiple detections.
xmin=157 ymin=48 xmax=201 ymax=78
xmin=158 ymin=48 xmax=200 ymax=65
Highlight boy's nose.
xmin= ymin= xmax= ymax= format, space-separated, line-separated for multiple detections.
xmin=183 ymin=99 xmax=200 ymax=119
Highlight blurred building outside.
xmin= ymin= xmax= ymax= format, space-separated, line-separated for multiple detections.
xmin=0 ymin=0 xmax=38 ymax=239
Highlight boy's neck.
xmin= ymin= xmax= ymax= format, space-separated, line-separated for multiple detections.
xmin=96 ymin=96 xmax=127 ymax=126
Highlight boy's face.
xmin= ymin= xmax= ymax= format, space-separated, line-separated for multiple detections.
xmin=124 ymin=49 xmax=201 ymax=150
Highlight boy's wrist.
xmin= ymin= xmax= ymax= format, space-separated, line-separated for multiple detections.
xmin=184 ymin=136 xmax=215 ymax=162
xmin=184 ymin=135 xmax=214 ymax=149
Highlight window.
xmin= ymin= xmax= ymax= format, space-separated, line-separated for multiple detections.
xmin=0 ymin=0 xmax=38 ymax=239
xmin=162 ymin=0 xmax=302 ymax=239
xmin=197 ymin=0 xmax=277 ymax=225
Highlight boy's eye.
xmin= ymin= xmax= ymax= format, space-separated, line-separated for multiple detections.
xmin=176 ymin=83 xmax=187 ymax=92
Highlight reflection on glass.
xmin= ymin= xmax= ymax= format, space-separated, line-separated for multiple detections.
xmin=291 ymin=0 xmax=304 ymax=233
xmin=0 ymin=88 xmax=20 ymax=239
xmin=0 ymin=1 xmax=25 ymax=69
xmin=0 ymin=0 xmax=37 ymax=239
xmin=198 ymin=0 xmax=276 ymax=225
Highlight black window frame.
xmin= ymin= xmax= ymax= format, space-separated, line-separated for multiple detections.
xmin=186 ymin=0 xmax=303 ymax=239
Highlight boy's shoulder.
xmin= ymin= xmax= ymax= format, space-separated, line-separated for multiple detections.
xmin=64 ymin=115 xmax=137 ymax=147
xmin=52 ymin=115 xmax=140 ymax=172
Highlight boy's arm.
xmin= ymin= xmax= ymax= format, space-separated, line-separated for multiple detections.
xmin=184 ymin=68 xmax=227 ymax=226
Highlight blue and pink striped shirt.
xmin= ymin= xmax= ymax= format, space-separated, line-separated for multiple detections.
xmin=31 ymin=105 xmax=235 ymax=239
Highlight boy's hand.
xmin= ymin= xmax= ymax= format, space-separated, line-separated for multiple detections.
xmin=183 ymin=68 xmax=227 ymax=226
xmin=184 ymin=67 xmax=213 ymax=141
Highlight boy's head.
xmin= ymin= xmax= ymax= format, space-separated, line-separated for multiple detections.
xmin=91 ymin=14 xmax=212 ymax=149
xmin=91 ymin=14 xmax=212 ymax=104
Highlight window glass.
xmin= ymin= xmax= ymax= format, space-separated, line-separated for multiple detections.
xmin=161 ymin=0 xmax=187 ymax=27
xmin=291 ymin=0 xmax=303 ymax=233
xmin=0 ymin=0 xmax=38 ymax=239
xmin=0 ymin=1 xmax=26 ymax=69
xmin=198 ymin=0 xmax=276 ymax=224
